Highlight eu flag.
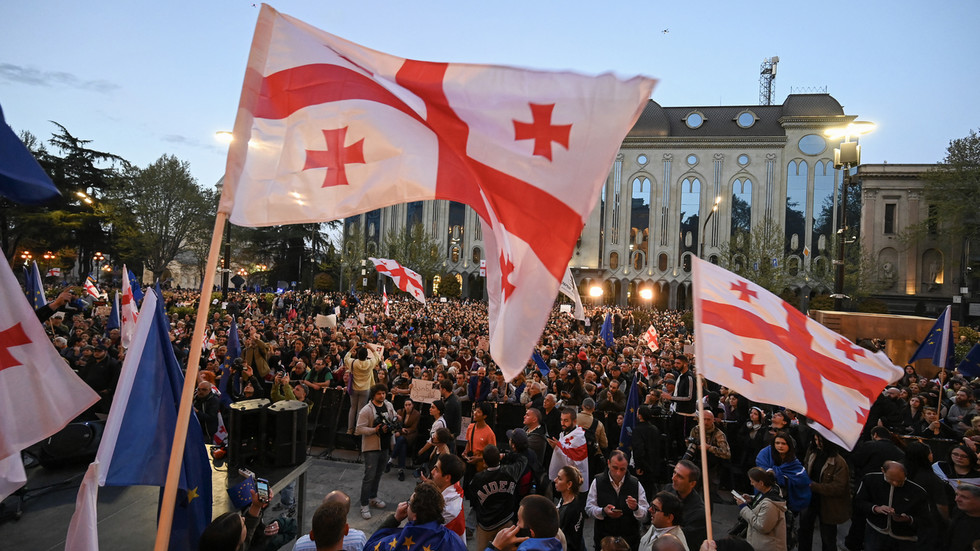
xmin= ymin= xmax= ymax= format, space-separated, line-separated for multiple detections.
xmin=127 ymin=268 xmax=145 ymax=303
xmin=909 ymin=305 xmax=953 ymax=369
xmin=218 ymin=317 xmax=241 ymax=408
xmin=102 ymin=288 xmax=211 ymax=550
xmin=532 ymin=350 xmax=550 ymax=377
xmin=618 ymin=372 xmax=640 ymax=453
xmin=363 ymin=521 xmax=467 ymax=551
xmin=105 ymin=291 xmax=120 ymax=335
xmin=958 ymin=344 xmax=980 ymax=378
xmin=24 ymin=261 xmax=45 ymax=310
xmin=0 ymin=101 xmax=60 ymax=205
xmin=600 ymin=312 xmax=614 ymax=348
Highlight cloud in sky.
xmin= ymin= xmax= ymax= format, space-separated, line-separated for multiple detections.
xmin=0 ymin=63 xmax=119 ymax=93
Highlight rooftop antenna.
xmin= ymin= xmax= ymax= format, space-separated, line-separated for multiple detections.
xmin=759 ymin=56 xmax=779 ymax=105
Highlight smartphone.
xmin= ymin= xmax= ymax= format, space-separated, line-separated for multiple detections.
xmin=731 ymin=489 xmax=743 ymax=501
xmin=256 ymin=477 xmax=270 ymax=502
xmin=610 ymin=508 xmax=622 ymax=514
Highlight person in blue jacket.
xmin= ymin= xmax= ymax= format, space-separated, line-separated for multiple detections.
xmin=486 ymin=495 xmax=563 ymax=551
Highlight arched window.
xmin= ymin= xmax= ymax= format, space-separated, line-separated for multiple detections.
xmin=680 ymin=177 xmax=701 ymax=258
xmin=405 ymin=201 xmax=424 ymax=231
xmin=785 ymin=161 xmax=807 ymax=255
xmin=630 ymin=176 xmax=651 ymax=263
xmin=812 ymin=161 xmax=835 ymax=257
xmin=658 ymin=253 xmax=668 ymax=272
xmin=472 ymin=247 xmax=481 ymax=264
xmin=731 ymin=178 xmax=752 ymax=248
xmin=609 ymin=252 xmax=619 ymax=271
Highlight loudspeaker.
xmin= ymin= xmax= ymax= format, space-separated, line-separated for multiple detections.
xmin=309 ymin=388 xmax=345 ymax=449
xmin=265 ymin=400 xmax=307 ymax=467
xmin=228 ymin=398 xmax=270 ymax=467
xmin=38 ymin=420 xmax=105 ymax=468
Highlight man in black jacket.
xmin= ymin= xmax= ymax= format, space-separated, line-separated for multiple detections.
xmin=853 ymin=461 xmax=928 ymax=550
xmin=631 ymin=406 xmax=663 ymax=497
xmin=585 ymin=450 xmax=649 ymax=551
xmin=469 ymin=445 xmax=519 ymax=550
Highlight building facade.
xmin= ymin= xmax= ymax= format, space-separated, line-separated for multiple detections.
xmin=345 ymin=94 xmax=921 ymax=309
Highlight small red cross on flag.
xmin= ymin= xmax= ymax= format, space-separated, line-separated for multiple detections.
xmin=692 ymin=257 xmax=902 ymax=449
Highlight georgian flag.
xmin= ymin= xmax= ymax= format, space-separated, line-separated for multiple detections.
xmin=382 ymin=287 xmax=390 ymax=317
xmin=643 ymin=324 xmax=660 ymax=352
xmin=120 ymin=263 xmax=139 ymax=348
xmin=83 ymin=274 xmax=101 ymax=299
xmin=213 ymin=412 xmax=228 ymax=446
xmin=46 ymin=267 xmax=61 ymax=278
xmin=548 ymin=426 xmax=589 ymax=492
xmin=369 ymin=257 xmax=425 ymax=304
xmin=692 ymin=256 xmax=903 ymax=449
xmin=219 ymin=5 xmax=655 ymax=381
xmin=442 ymin=482 xmax=466 ymax=545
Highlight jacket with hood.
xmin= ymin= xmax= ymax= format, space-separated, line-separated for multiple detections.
xmin=739 ymin=488 xmax=787 ymax=551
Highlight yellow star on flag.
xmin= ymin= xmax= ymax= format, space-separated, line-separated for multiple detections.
xmin=375 ymin=543 xmax=381 ymax=551
xmin=423 ymin=546 xmax=433 ymax=551
xmin=187 ymin=487 xmax=199 ymax=503
xmin=402 ymin=536 xmax=415 ymax=549
xmin=389 ymin=538 xmax=399 ymax=549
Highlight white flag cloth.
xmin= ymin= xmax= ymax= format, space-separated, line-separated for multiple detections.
xmin=643 ymin=325 xmax=660 ymax=352
xmin=692 ymin=257 xmax=903 ymax=449
xmin=119 ymin=263 xmax=139 ymax=348
xmin=369 ymin=257 xmax=425 ymax=304
xmin=218 ymin=5 xmax=655 ymax=381
xmin=0 ymin=259 xmax=98 ymax=501
xmin=559 ymin=266 xmax=585 ymax=321
xmin=382 ymin=288 xmax=390 ymax=317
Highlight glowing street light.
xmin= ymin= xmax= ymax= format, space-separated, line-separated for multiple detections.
xmin=639 ymin=288 xmax=653 ymax=301
xmin=699 ymin=195 xmax=722 ymax=258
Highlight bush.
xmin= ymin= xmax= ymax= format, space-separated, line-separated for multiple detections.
xmin=856 ymin=298 xmax=889 ymax=314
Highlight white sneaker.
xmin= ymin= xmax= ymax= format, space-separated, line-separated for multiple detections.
xmin=370 ymin=498 xmax=386 ymax=509
xmin=360 ymin=505 xmax=371 ymax=519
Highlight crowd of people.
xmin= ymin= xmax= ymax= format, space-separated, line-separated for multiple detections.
xmin=29 ymin=285 xmax=980 ymax=550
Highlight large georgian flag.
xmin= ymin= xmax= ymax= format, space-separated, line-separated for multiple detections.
xmin=220 ymin=4 xmax=656 ymax=380
xmin=0 ymin=258 xmax=98 ymax=501
xmin=369 ymin=257 xmax=426 ymax=304
xmin=692 ymin=257 xmax=903 ymax=449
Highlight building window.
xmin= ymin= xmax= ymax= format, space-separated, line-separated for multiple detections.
xmin=658 ymin=253 xmax=668 ymax=272
xmin=630 ymin=177 xmax=651 ymax=262
xmin=812 ymin=160 xmax=835 ymax=256
xmin=472 ymin=247 xmax=481 ymax=264
xmin=736 ymin=111 xmax=757 ymax=128
xmin=884 ymin=203 xmax=896 ymax=235
xmin=731 ymin=178 xmax=752 ymax=245
xmin=685 ymin=111 xmax=704 ymax=129
xmin=785 ymin=160 xmax=807 ymax=255
xmin=609 ymin=252 xmax=619 ymax=270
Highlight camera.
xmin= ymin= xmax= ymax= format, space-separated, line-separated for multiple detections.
xmin=375 ymin=416 xmax=403 ymax=433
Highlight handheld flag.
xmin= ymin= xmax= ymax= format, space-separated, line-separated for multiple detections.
xmin=227 ymin=476 xmax=256 ymax=509
xmin=692 ymin=256 xmax=902 ymax=449
xmin=65 ymin=291 xmax=212 ymax=551
xmin=0 ymin=259 xmax=98 ymax=501
xmin=382 ymin=286 xmax=390 ymax=317
xmin=600 ymin=313 xmax=614 ymax=348
xmin=618 ymin=372 xmax=641 ymax=453
xmin=218 ymin=5 xmax=655 ymax=381
xmin=532 ymin=350 xmax=550 ymax=377
xmin=909 ymin=305 xmax=954 ymax=369
xmin=643 ymin=324 xmax=660 ymax=352
xmin=218 ymin=317 xmax=242 ymax=409
xmin=24 ymin=261 xmax=45 ymax=310
xmin=369 ymin=257 xmax=425 ymax=304
xmin=559 ymin=266 xmax=585 ymax=321
xmin=213 ymin=411 xmax=229 ymax=446
xmin=105 ymin=291 xmax=120 ymax=335
xmin=120 ymin=264 xmax=139 ymax=348
xmin=83 ymin=274 xmax=101 ymax=299
xmin=127 ymin=268 xmax=144 ymax=304
xmin=0 ymin=100 xmax=60 ymax=205
xmin=45 ymin=267 xmax=61 ymax=278
xmin=958 ymin=344 xmax=980 ymax=378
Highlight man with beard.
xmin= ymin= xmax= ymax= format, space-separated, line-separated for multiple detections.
xmin=586 ymin=450 xmax=649 ymax=551
xmin=947 ymin=388 xmax=978 ymax=434
xmin=548 ymin=408 xmax=589 ymax=492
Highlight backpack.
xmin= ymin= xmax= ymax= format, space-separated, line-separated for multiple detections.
xmin=584 ymin=416 xmax=606 ymax=477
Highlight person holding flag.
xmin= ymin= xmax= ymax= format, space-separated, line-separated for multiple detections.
xmin=83 ymin=273 xmax=101 ymax=299
xmin=548 ymin=408 xmax=589 ymax=492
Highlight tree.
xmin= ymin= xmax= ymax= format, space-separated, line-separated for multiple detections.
xmin=340 ymin=223 xmax=367 ymax=291
xmin=719 ymin=217 xmax=792 ymax=296
xmin=382 ymin=223 xmax=442 ymax=282
xmin=105 ymin=154 xmax=215 ymax=281
xmin=918 ymin=129 xmax=980 ymax=244
xmin=436 ymin=272 xmax=461 ymax=297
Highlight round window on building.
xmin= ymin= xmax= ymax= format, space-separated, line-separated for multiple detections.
xmin=738 ymin=154 xmax=750 ymax=166
xmin=686 ymin=154 xmax=698 ymax=166
xmin=637 ymin=154 xmax=648 ymax=165
xmin=685 ymin=112 xmax=704 ymax=129
xmin=736 ymin=111 xmax=757 ymax=128
xmin=798 ymin=134 xmax=827 ymax=155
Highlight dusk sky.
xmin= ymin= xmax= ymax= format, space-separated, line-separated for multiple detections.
xmin=2 ymin=1 xmax=977 ymax=190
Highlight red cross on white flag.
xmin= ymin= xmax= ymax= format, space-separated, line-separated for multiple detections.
xmin=369 ymin=257 xmax=426 ymax=304
xmin=218 ymin=5 xmax=655 ymax=380
xmin=120 ymin=263 xmax=139 ymax=349
xmin=692 ymin=257 xmax=903 ymax=449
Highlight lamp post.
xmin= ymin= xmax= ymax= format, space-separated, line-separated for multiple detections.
xmin=589 ymin=285 xmax=604 ymax=306
xmin=20 ymin=250 xmax=33 ymax=266
xmin=699 ymin=196 xmax=722 ymax=259
xmin=825 ymin=121 xmax=876 ymax=311
xmin=93 ymin=251 xmax=105 ymax=274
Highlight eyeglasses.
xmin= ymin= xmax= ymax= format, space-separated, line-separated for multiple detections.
xmin=952 ymin=452 xmax=970 ymax=458
xmin=650 ymin=504 xmax=662 ymax=513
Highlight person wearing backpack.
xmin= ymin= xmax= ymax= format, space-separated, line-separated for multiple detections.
xmin=577 ymin=398 xmax=607 ymax=478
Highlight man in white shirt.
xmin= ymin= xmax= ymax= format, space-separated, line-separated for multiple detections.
xmin=292 ymin=491 xmax=367 ymax=551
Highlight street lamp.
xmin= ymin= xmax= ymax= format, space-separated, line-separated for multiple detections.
xmin=589 ymin=285 xmax=603 ymax=306
xmin=825 ymin=121 xmax=876 ymax=310
xmin=93 ymin=251 xmax=105 ymax=274
xmin=20 ymin=250 xmax=33 ymax=266
xmin=639 ymin=287 xmax=653 ymax=301
xmin=699 ymin=196 xmax=722 ymax=258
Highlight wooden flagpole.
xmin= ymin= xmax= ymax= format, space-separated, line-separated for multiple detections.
xmin=695 ymin=372 xmax=714 ymax=542
xmin=154 ymin=210 xmax=228 ymax=550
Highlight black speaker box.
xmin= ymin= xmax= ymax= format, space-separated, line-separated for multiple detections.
xmin=228 ymin=398 xmax=269 ymax=467
xmin=38 ymin=420 xmax=105 ymax=467
xmin=265 ymin=400 xmax=307 ymax=467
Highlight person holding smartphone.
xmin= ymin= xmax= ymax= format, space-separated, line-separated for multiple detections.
xmin=585 ymin=450 xmax=649 ymax=551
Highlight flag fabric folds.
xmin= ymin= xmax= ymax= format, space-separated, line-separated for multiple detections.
xmin=127 ymin=268 xmax=145 ymax=304
xmin=24 ymin=260 xmax=45 ymax=310
xmin=643 ymin=324 xmax=660 ymax=352
xmin=532 ymin=350 xmax=550 ymax=377
xmin=65 ymin=290 xmax=212 ymax=551
xmin=958 ymin=344 xmax=980 ymax=378
xmin=363 ymin=521 xmax=467 ymax=551
xmin=0 ymin=100 xmax=60 ymax=205
xmin=105 ymin=291 xmax=120 ymax=336
xmin=618 ymin=372 xmax=641 ymax=453
xmin=219 ymin=5 xmax=655 ymax=380
xmin=600 ymin=313 xmax=614 ymax=348
xmin=559 ymin=266 xmax=585 ymax=321
xmin=0 ymin=259 xmax=98 ymax=502
xmin=382 ymin=286 xmax=390 ymax=317
xmin=369 ymin=257 xmax=426 ymax=304
xmin=120 ymin=264 xmax=139 ymax=348
xmin=692 ymin=256 xmax=903 ymax=450
xmin=548 ymin=426 xmax=589 ymax=492
xmin=909 ymin=305 xmax=954 ymax=369
xmin=218 ymin=317 xmax=242 ymax=409
xmin=84 ymin=274 xmax=101 ymax=299
xmin=46 ymin=267 xmax=62 ymax=278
